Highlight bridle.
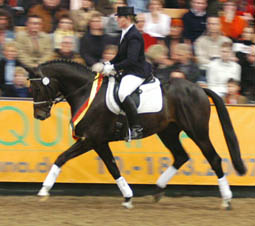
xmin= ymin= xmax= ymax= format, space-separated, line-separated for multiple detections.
xmin=29 ymin=68 xmax=63 ymax=108
xmin=29 ymin=67 xmax=102 ymax=108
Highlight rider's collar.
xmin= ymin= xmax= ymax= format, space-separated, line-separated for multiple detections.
xmin=120 ymin=24 xmax=134 ymax=42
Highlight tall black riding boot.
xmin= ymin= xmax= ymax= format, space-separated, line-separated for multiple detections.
xmin=122 ymin=96 xmax=143 ymax=139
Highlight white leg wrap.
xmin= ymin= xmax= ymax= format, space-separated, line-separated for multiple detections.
xmin=42 ymin=164 xmax=61 ymax=190
xmin=156 ymin=166 xmax=178 ymax=189
xmin=116 ymin=176 xmax=133 ymax=198
xmin=218 ymin=175 xmax=232 ymax=200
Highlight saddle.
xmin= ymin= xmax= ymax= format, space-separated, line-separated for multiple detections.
xmin=113 ymin=74 xmax=155 ymax=109
xmin=106 ymin=75 xmax=163 ymax=115
xmin=106 ymin=75 xmax=163 ymax=140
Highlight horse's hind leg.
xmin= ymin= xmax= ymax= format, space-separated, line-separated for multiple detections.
xmin=188 ymin=131 xmax=232 ymax=209
xmin=94 ymin=143 xmax=133 ymax=209
xmin=154 ymin=123 xmax=189 ymax=202
xmin=38 ymin=138 xmax=93 ymax=197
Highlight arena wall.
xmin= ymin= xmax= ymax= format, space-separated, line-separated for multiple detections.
xmin=0 ymin=99 xmax=254 ymax=186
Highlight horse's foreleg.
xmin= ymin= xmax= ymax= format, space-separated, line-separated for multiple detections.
xmin=38 ymin=139 xmax=93 ymax=197
xmin=95 ymin=143 xmax=133 ymax=209
xmin=154 ymin=126 xmax=189 ymax=202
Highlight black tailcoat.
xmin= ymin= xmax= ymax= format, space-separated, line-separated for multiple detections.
xmin=111 ymin=25 xmax=151 ymax=78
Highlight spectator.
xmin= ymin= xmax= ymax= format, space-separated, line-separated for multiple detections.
xmin=165 ymin=0 xmax=189 ymax=8
xmin=239 ymin=45 xmax=255 ymax=103
xmin=101 ymin=44 xmax=118 ymax=62
xmin=7 ymin=0 xmax=27 ymax=26
xmin=16 ymin=15 xmax=53 ymax=68
xmin=28 ymin=0 xmax=69 ymax=33
xmin=0 ymin=41 xmax=23 ymax=94
xmin=70 ymin=0 xmax=96 ymax=37
xmin=233 ymin=26 xmax=254 ymax=63
xmin=219 ymin=0 xmax=247 ymax=40
xmin=206 ymin=41 xmax=241 ymax=97
xmin=135 ymin=13 xmax=157 ymax=51
xmin=146 ymin=44 xmax=175 ymax=81
xmin=207 ymin=0 xmax=223 ymax=15
xmin=10 ymin=1 xmax=40 ymax=26
xmin=61 ymin=0 xmax=70 ymax=9
xmin=49 ymin=35 xmax=85 ymax=64
xmin=172 ymin=43 xmax=202 ymax=83
xmin=127 ymin=0 xmax=149 ymax=13
xmin=223 ymin=78 xmax=247 ymax=104
xmin=2 ymin=66 xmax=32 ymax=98
xmin=194 ymin=15 xmax=232 ymax=74
xmin=236 ymin=0 xmax=254 ymax=23
xmin=52 ymin=15 xmax=79 ymax=52
xmin=0 ymin=0 xmax=14 ymax=17
xmin=160 ymin=18 xmax=185 ymax=59
xmin=197 ymin=79 xmax=208 ymax=88
xmin=182 ymin=0 xmax=208 ymax=43
xmin=143 ymin=0 xmax=171 ymax=38
xmin=95 ymin=0 xmax=114 ymax=16
xmin=0 ymin=9 xmax=14 ymax=59
xmin=103 ymin=0 xmax=126 ymax=43
xmin=170 ymin=70 xmax=186 ymax=79
xmin=79 ymin=11 xmax=114 ymax=67
xmin=0 ymin=7 xmax=13 ymax=30
xmin=70 ymin=0 xmax=82 ymax=10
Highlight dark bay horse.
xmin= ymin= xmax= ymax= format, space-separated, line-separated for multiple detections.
xmin=28 ymin=60 xmax=246 ymax=209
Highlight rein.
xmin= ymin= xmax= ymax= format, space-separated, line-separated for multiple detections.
xmin=53 ymin=73 xmax=101 ymax=104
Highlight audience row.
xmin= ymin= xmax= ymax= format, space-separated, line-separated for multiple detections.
xmin=0 ymin=0 xmax=254 ymax=104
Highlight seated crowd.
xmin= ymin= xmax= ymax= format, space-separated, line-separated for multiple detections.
xmin=0 ymin=0 xmax=254 ymax=104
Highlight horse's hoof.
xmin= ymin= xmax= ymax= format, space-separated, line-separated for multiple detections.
xmin=221 ymin=199 xmax=232 ymax=210
xmin=39 ymin=196 xmax=49 ymax=202
xmin=121 ymin=197 xmax=133 ymax=209
xmin=153 ymin=191 xmax=165 ymax=203
xmin=153 ymin=187 xmax=165 ymax=203
xmin=37 ymin=186 xmax=50 ymax=197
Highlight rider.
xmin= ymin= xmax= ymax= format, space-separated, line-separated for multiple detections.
xmin=102 ymin=6 xmax=151 ymax=139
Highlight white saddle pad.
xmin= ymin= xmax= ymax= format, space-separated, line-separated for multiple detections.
xmin=106 ymin=76 xmax=163 ymax=115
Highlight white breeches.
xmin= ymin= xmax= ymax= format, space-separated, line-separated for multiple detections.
xmin=118 ymin=74 xmax=145 ymax=103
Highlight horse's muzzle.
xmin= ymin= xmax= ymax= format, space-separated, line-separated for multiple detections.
xmin=34 ymin=108 xmax=51 ymax=120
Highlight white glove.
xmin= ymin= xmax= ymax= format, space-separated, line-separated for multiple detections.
xmin=91 ymin=62 xmax=104 ymax=73
xmin=103 ymin=64 xmax=115 ymax=76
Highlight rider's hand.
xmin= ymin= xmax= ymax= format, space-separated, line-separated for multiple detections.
xmin=103 ymin=64 xmax=115 ymax=76
xmin=92 ymin=62 xmax=104 ymax=73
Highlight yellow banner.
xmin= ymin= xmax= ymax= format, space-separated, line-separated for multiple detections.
xmin=0 ymin=100 xmax=254 ymax=185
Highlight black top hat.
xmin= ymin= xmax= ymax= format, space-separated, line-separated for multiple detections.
xmin=115 ymin=6 xmax=136 ymax=16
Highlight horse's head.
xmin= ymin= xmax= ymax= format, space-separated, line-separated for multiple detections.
xmin=28 ymin=60 xmax=95 ymax=120
xmin=28 ymin=65 xmax=60 ymax=120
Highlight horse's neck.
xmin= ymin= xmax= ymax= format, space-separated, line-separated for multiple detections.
xmin=59 ymin=73 xmax=92 ymax=114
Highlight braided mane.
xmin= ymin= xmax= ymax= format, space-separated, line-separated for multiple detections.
xmin=40 ymin=59 xmax=92 ymax=74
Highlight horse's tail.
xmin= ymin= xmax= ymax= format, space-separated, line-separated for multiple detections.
xmin=203 ymin=88 xmax=246 ymax=175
